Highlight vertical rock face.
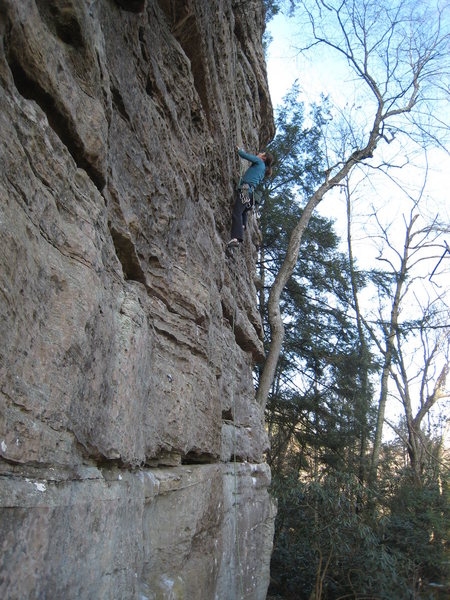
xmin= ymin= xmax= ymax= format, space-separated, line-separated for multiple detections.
xmin=0 ymin=1 xmax=275 ymax=598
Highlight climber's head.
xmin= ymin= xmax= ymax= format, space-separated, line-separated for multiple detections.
xmin=259 ymin=151 xmax=274 ymax=177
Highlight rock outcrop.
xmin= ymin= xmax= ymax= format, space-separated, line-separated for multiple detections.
xmin=0 ymin=1 xmax=275 ymax=598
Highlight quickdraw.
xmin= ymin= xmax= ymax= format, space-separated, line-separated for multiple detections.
xmin=239 ymin=183 xmax=254 ymax=207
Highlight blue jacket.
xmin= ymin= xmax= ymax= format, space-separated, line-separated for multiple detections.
xmin=238 ymin=149 xmax=265 ymax=188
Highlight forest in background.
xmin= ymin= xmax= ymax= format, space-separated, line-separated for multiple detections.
xmin=259 ymin=1 xmax=449 ymax=598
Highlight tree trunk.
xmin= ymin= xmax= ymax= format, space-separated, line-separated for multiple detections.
xmin=405 ymin=362 xmax=448 ymax=483
xmin=256 ymin=146 xmax=379 ymax=410
xmin=369 ymin=214 xmax=419 ymax=486
xmin=257 ymin=173 xmax=345 ymax=407
xmin=345 ymin=180 xmax=371 ymax=499
xmin=255 ymin=0 xmax=437 ymax=412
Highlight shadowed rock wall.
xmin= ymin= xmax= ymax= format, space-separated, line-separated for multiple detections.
xmin=0 ymin=1 xmax=275 ymax=598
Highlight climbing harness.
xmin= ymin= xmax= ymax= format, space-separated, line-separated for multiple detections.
xmin=239 ymin=182 xmax=254 ymax=207
xmin=237 ymin=153 xmax=254 ymax=208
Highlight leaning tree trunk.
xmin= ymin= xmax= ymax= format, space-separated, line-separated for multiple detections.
xmin=255 ymin=185 xmax=325 ymax=408
xmin=256 ymin=143 xmax=379 ymax=410
xmin=255 ymin=19 xmax=425 ymax=412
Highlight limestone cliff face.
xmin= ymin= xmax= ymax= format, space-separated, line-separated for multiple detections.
xmin=0 ymin=0 xmax=275 ymax=598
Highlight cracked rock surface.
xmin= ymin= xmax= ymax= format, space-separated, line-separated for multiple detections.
xmin=0 ymin=1 xmax=275 ymax=598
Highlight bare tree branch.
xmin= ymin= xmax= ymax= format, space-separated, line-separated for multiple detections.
xmin=257 ymin=0 xmax=450 ymax=413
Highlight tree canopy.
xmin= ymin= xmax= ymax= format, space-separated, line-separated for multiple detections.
xmin=259 ymin=65 xmax=449 ymax=600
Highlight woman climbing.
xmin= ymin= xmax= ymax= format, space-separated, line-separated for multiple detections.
xmin=227 ymin=146 xmax=273 ymax=248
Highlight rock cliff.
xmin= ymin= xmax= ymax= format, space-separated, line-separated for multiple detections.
xmin=0 ymin=1 xmax=276 ymax=598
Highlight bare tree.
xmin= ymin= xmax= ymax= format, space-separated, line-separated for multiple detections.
xmin=356 ymin=197 xmax=449 ymax=485
xmin=256 ymin=0 xmax=449 ymax=408
xmin=367 ymin=209 xmax=419 ymax=485
xmin=390 ymin=307 xmax=449 ymax=483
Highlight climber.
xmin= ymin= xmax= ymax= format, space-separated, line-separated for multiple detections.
xmin=227 ymin=146 xmax=273 ymax=248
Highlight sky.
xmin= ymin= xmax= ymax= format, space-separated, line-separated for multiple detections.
xmin=265 ymin=9 xmax=450 ymax=437
xmin=266 ymin=9 xmax=450 ymax=276
xmin=266 ymin=10 xmax=366 ymax=110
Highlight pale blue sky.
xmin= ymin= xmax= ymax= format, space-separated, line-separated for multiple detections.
xmin=265 ymin=10 xmax=449 ymax=434
xmin=266 ymin=11 xmax=449 ymax=272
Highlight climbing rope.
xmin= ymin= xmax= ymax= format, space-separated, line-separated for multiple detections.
xmin=229 ymin=252 xmax=245 ymax=600
xmin=238 ymin=152 xmax=244 ymax=186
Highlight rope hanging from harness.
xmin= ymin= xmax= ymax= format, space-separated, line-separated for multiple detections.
xmin=228 ymin=252 xmax=245 ymax=599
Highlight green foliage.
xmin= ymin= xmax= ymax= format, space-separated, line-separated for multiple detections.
xmin=260 ymin=85 xmax=377 ymax=481
xmin=270 ymin=472 xmax=417 ymax=600
xmin=264 ymin=0 xmax=281 ymax=21
xmin=270 ymin=468 xmax=449 ymax=598
xmin=381 ymin=470 xmax=449 ymax=590
xmin=261 ymin=84 xmax=449 ymax=599
xmin=263 ymin=0 xmax=296 ymax=23
xmin=264 ymin=84 xmax=326 ymax=201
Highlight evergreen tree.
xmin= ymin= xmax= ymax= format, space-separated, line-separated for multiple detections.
xmin=259 ymin=85 xmax=376 ymax=480
xmin=260 ymin=86 xmax=449 ymax=599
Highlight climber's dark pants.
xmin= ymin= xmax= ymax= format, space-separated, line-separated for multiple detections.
xmin=231 ymin=187 xmax=254 ymax=242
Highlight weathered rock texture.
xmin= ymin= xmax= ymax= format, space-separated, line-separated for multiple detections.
xmin=0 ymin=0 xmax=276 ymax=598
